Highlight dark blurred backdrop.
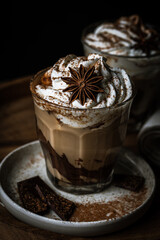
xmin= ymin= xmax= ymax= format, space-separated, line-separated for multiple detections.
xmin=2 ymin=1 xmax=160 ymax=81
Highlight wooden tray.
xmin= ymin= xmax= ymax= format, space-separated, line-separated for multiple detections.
xmin=0 ymin=76 xmax=160 ymax=240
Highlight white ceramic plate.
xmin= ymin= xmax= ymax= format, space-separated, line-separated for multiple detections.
xmin=0 ymin=141 xmax=155 ymax=236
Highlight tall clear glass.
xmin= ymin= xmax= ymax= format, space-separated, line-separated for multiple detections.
xmin=30 ymin=69 xmax=135 ymax=194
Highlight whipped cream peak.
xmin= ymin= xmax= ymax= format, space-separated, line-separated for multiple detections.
xmin=35 ymin=54 xmax=133 ymax=109
xmin=83 ymin=15 xmax=160 ymax=57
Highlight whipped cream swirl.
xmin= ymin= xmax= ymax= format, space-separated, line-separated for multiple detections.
xmin=83 ymin=15 xmax=160 ymax=57
xmin=35 ymin=54 xmax=132 ymax=109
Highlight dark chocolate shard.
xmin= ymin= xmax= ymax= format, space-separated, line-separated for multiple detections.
xmin=17 ymin=176 xmax=49 ymax=215
xmin=113 ymin=174 xmax=145 ymax=192
xmin=35 ymin=178 xmax=76 ymax=221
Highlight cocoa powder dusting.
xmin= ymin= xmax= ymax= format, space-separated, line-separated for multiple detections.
xmin=70 ymin=187 xmax=147 ymax=222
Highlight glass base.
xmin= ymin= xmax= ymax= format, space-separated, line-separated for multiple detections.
xmin=46 ymin=168 xmax=114 ymax=195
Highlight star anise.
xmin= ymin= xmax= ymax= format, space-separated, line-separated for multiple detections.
xmin=62 ymin=65 xmax=104 ymax=105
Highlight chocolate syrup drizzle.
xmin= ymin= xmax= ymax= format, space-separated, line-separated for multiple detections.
xmin=38 ymin=129 xmax=115 ymax=186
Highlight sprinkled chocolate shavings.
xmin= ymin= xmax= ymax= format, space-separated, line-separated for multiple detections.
xmin=70 ymin=187 xmax=147 ymax=222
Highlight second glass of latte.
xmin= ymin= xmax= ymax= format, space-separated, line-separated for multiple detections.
xmin=82 ymin=15 xmax=160 ymax=131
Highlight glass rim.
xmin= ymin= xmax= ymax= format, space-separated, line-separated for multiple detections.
xmin=30 ymin=68 xmax=136 ymax=112
xmin=81 ymin=21 xmax=160 ymax=60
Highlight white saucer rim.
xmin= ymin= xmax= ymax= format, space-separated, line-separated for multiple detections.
xmin=0 ymin=140 xmax=156 ymax=228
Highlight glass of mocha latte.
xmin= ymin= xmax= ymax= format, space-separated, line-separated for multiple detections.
xmin=30 ymin=53 xmax=134 ymax=194
xmin=82 ymin=15 xmax=160 ymax=131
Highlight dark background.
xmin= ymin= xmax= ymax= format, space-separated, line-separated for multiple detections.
xmin=2 ymin=1 xmax=160 ymax=81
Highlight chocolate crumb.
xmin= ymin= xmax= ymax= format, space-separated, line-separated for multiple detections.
xmin=17 ymin=176 xmax=49 ymax=215
xmin=34 ymin=177 xmax=76 ymax=220
xmin=113 ymin=174 xmax=145 ymax=192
